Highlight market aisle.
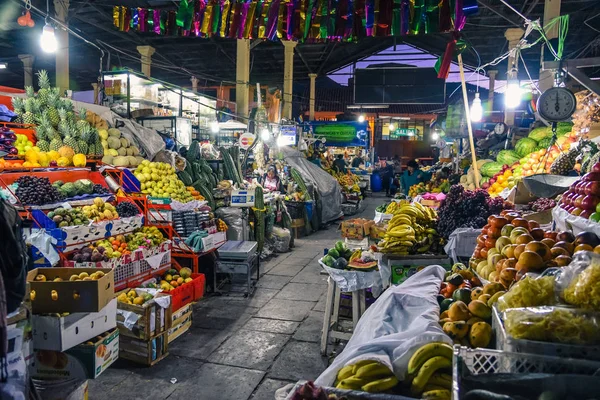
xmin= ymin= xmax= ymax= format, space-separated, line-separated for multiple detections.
xmin=90 ymin=194 xmax=383 ymax=400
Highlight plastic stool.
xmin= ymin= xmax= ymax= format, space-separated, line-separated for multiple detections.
xmin=320 ymin=276 xmax=367 ymax=355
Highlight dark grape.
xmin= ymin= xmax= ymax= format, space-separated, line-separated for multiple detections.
xmin=15 ymin=176 xmax=64 ymax=205
xmin=527 ymin=197 xmax=556 ymax=212
xmin=93 ymin=184 xmax=110 ymax=195
xmin=115 ymin=201 xmax=139 ymax=217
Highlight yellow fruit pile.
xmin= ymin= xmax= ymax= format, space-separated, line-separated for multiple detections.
xmin=117 ymin=289 xmax=153 ymax=305
xmin=405 ymin=342 xmax=453 ymax=399
xmin=159 ymin=267 xmax=193 ymax=292
xmin=22 ymin=145 xmax=86 ymax=168
xmin=335 ymin=360 xmax=398 ymax=393
xmin=82 ymin=197 xmax=119 ymax=222
xmin=134 ymin=160 xmax=194 ymax=202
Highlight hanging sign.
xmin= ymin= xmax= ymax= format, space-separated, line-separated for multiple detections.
xmin=279 ymin=125 xmax=297 ymax=146
xmin=303 ymin=122 xmax=369 ymax=147
xmin=389 ymin=128 xmax=418 ymax=139
xmin=239 ymin=132 xmax=256 ymax=149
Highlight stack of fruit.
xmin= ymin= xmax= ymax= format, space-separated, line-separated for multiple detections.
xmin=47 ymin=207 xmax=89 ymax=227
xmin=471 ymin=211 xmax=600 ymax=286
xmin=99 ymin=128 xmax=144 ymax=167
xmin=12 ymin=71 xmax=104 ymax=161
xmin=334 ymin=360 xmax=398 ymax=393
xmin=117 ymin=289 xmax=153 ymax=306
xmin=405 ymin=342 xmax=453 ymax=398
xmin=13 ymin=134 xmax=33 ymax=157
xmin=408 ymin=179 xmax=450 ymax=197
xmin=133 ymin=160 xmax=195 ymax=203
xmin=52 ymin=179 xmax=96 ymax=198
xmin=0 ymin=127 xmax=17 ymax=157
xmin=81 ymin=198 xmax=119 ymax=222
xmin=377 ymin=202 xmax=443 ymax=255
xmin=155 ymin=268 xmax=193 ymax=292
xmin=115 ymin=201 xmax=140 ymax=218
xmin=558 ymin=165 xmax=600 ymax=220
xmin=15 ymin=176 xmax=63 ymax=205
xmin=33 ymin=270 xmax=105 ymax=282
xmin=485 ymin=164 xmax=516 ymax=196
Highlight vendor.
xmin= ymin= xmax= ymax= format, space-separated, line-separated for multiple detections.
xmin=260 ymin=165 xmax=284 ymax=192
xmin=351 ymin=155 xmax=364 ymax=168
xmin=333 ymin=154 xmax=347 ymax=173
xmin=400 ymin=160 xmax=429 ymax=194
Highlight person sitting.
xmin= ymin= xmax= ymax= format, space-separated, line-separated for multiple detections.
xmin=333 ymin=154 xmax=347 ymax=174
xmin=400 ymin=159 xmax=428 ymax=195
xmin=260 ymin=165 xmax=284 ymax=192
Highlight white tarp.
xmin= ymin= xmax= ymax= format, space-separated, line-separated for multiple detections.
xmin=315 ymin=265 xmax=450 ymax=387
xmin=552 ymin=205 xmax=600 ymax=236
xmin=280 ymin=147 xmax=343 ymax=223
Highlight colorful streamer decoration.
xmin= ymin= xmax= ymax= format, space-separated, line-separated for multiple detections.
xmin=112 ymin=0 xmax=473 ymax=41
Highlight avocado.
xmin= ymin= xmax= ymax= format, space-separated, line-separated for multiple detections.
xmin=447 ymin=273 xmax=464 ymax=286
xmin=440 ymin=298 xmax=454 ymax=312
xmin=436 ymin=294 xmax=446 ymax=305
xmin=453 ymin=288 xmax=472 ymax=304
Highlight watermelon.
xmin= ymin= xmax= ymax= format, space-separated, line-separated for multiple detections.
xmin=528 ymin=126 xmax=552 ymax=142
xmin=348 ymin=260 xmax=378 ymax=271
xmin=556 ymin=122 xmax=573 ymax=137
xmin=327 ymin=248 xmax=340 ymax=259
xmin=322 ymin=255 xmax=335 ymax=267
xmin=496 ymin=150 xmax=520 ymax=166
xmin=537 ymin=137 xmax=554 ymax=151
xmin=515 ymin=137 xmax=538 ymax=157
xmin=480 ymin=162 xmax=503 ymax=178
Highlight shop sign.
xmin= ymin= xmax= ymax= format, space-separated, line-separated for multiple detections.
xmin=389 ymin=128 xmax=418 ymax=139
xmin=239 ymin=133 xmax=256 ymax=149
xmin=303 ymin=122 xmax=368 ymax=147
xmin=279 ymin=125 xmax=297 ymax=146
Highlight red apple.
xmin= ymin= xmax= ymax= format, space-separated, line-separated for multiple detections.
xmin=583 ymin=172 xmax=600 ymax=182
xmin=583 ymin=182 xmax=593 ymax=195
xmin=581 ymin=209 xmax=593 ymax=219
xmin=592 ymin=163 xmax=600 ymax=173
xmin=581 ymin=195 xmax=600 ymax=210
xmin=566 ymin=205 xmax=576 ymax=213
xmin=575 ymin=194 xmax=586 ymax=208
xmin=587 ymin=181 xmax=600 ymax=196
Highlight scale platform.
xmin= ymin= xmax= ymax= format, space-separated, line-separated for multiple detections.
xmin=217 ymin=240 xmax=258 ymax=260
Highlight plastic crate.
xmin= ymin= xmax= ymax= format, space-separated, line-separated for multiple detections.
xmin=492 ymin=306 xmax=600 ymax=361
xmin=285 ymin=201 xmax=305 ymax=219
xmin=452 ymin=346 xmax=600 ymax=400
xmin=190 ymin=273 xmax=205 ymax=301
xmin=168 ymin=278 xmax=195 ymax=312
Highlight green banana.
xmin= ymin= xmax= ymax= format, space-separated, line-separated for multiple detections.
xmin=407 ymin=342 xmax=453 ymax=375
xmin=361 ymin=376 xmax=399 ymax=393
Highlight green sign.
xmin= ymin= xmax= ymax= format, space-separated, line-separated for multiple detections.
xmin=389 ymin=128 xmax=418 ymax=139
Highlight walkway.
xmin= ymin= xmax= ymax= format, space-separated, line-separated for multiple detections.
xmin=90 ymin=194 xmax=382 ymax=400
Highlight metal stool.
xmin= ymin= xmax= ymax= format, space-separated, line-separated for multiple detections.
xmin=320 ymin=276 xmax=367 ymax=355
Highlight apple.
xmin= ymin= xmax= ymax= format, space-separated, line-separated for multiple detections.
xmin=581 ymin=195 xmax=600 ymax=210
xmin=574 ymin=194 xmax=586 ymax=208
xmin=592 ymin=162 xmax=600 ymax=173
xmin=581 ymin=209 xmax=593 ymax=219
xmin=587 ymin=181 xmax=600 ymax=196
xmin=583 ymin=172 xmax=600 ymax=182
xmin=571 ymin=207 xmax=583 ymax=216
xmin=596 ymin=201 xmax=600 ymax=214
xmin=591 ymin=212 xmax=600 ymax=223
xmin=583 ymin=182 xmax=593 ymax=195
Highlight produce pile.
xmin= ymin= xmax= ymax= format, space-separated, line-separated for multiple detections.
xmin=334 ymin=360 xmax=398 ymax=393
xmin=321 ymin=242 xmax=378 ymax=271
xmin=134 ymin=160 xmax=195 ymax=203
xmin=377 ymin=201 xmax=443 ymax=255
xmin=149 ymin=267 xmax=193 ymax=292
xmin=12 ymin=133 xmax=34 ymax=157
xmin=115 ymin=201 xmax=140 ymax=218
xmin=525 ymin=197 xmax=556 ymax=212
xmin=558 ymin=165 xmax=600 ymax=220
xmin=408 ymin=179 xmax=450 ymax=197
xmin=15 ymin=176 xmax=63 ymax=205
xmin=438 ymin=264 xmax=495 ymax=350
xmin=32 ymin=270 xmax=105 ymax=283
xmin=52 ymin=179 xmax=105 ymax=198
xmin=436 ymin=185 xmax=507 ymax=239
xmin=12 ymin=71 xmax=105 ymax=165
xmin=69 ymin=227 xmax=165 ymax=262
xmin=470 ymin=211 xmax=594 ymax=284
xmin=176 ymin=141 xmax=218 ymax=208
xmin=331 ymin=171 xmax=361 ymax=194
xmin=47 ymin=207 xmax=89 ymax=227
xmin=81 ymin=198 xmax=119 ymax=222
xmin=99 ymin=128 xmax=144 ymax=167
xmin=117 ymin=289 xmax=154 ymax=306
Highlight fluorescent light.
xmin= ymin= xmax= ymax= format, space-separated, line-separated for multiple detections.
xmin=505 ymin=81 xmax=522 ymax=109
xmin=431 ymin=132 xmax=440 ymax=141
xmin=40 ymin=23 xmax=57 ymax=53
xmin=0 ymin=63 xmax=6 ymax=69
xmin=358 ymin=114 xmax=365 ymax=123
xmin=470 ymin=92 xmax=483 ymax=122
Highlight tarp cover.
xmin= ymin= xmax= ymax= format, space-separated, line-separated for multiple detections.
xmin=315 ymin=265 xmax=449 ymax=387
xmin=280 ymin=147 xmax=343 ymax=223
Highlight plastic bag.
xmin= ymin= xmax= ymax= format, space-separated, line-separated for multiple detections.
xmin=555 ymin=250 xmax=600 ymax=311
xmin=270 ymin=226 xmax=291 ymax=253
xmin=27 ymin=229 xmax=60 ymax=266
xmin=215 ymin=207 xmax=245 ymax=241
xmin=318 ymin=258 xmax=383 ymax=296
xmin=497 ymin=275 xmax=556 ymax=311
xmin=504 ymin=306 xmax=600 ymax=345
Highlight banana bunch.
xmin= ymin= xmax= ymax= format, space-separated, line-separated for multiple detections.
xmin=378 ymin=203 xmax=441 ymax=255
xmin=384 ymin=200 xmax=409 ymax=214
xmin=335 ymin=360 xmax=398 ymax=393
xmin=406 ymin=342 xmax=453 ymax=399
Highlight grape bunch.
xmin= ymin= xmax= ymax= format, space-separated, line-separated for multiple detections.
xmin=437 ymin=184 xmax=510 ymax=239
xmin=527 ymin=197 xmax=556 ymax=212
xmin=93 ymin=184 xmax=110 ymax=195
xmin=16 ymin=176 xmax=64 ymax=205
xmin=115 ymin=201 xmax=139 ymax=217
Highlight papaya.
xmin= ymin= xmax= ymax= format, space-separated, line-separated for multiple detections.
xmin=482 ymin=282 xmax=505 ymax=296
xmin=443 ymin=320 xmax=469 ymax=339
xmin=469 ymin=321 xmax=493 ymax=348
xmin=471 ymin=287 xmax=484 ymax=301
xmin=448 ymin=301 xmax=470 ymax=321
xmin=468 ymin=300 xmax=492 ymax=320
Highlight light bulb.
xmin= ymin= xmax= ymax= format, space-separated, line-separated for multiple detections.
xmin=210 ymin=121 xmax=219 ymax=133
xmin=431 ymin=132 xmax=440 ymax=141
xmin=388 ymin=122 xmax=395 ymax=131
xmin=470 ymin=92 xmax=483 ymax=122
xmin=358 ymin=114 xmax=365 ymax=123
xmin=276 ymin=135 xmax=286 ymax=147
xmin=505 ymin=82 xmax=522 ymax=109
xmin=40 ymin=23 xmax=57 ymax=53
xmin=260 ymin=128 xmax=270 ymax=141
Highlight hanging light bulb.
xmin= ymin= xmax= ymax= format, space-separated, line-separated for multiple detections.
xmin=358 ymin=114 xmax=365 ymax=123
xmin=40 ymin=23 xmax=57 ymax=53
xmin=260 ymin=127 xmax=270 ymax=141
xmin=388 ymin=121 xmax=396 ymax=131
xmin=210 ymin=121 xmax=220 ymax=133
xmin=470 ymin=92 xmax=483 ymax=122
xmin=505 ymin=80 xmax=522 ymax=109
xmin=431 ymin=131 xmax=440 ymax=141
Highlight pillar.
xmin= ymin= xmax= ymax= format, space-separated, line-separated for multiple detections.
xmin=539 ymin=0 xmax=562 ymax=93
xmin=91 ymin=82 xmax=99 ymax=104
xmin=488 ymin=70 xmax=497 ymax=114
xmin=282 ymin=41 xmax=297 ymax=120
xmin=236 ymin=39 xmax=250 ymax=117
xmin=190 ymin=76 xmax=198 ymax=92
xmin=308 ymin=73 xmax=317 ymax=121
xmin=54 ymin=0 xmax=69 ymax=92
xmin=136 ymin=45 xmax=155 ymax=78
xmin=504 ymin=28 xmax=524 ymax=126
xmin=18 ymin=54 xmax=35 ymax=88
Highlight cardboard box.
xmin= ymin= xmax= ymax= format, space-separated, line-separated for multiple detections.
xmin=28 ymin=268 xmax=114 ymax=314
xmin=507 ymin=181 xmax=537 ymax=205
xmin=341 ymin=218 xmax=372 ymax=240
xmin=32 ymin=299 xmax=117 ymax=352
xmin=116 ymin=292 xmax=172 ymax=340
xmin=30 ymin=328 xmax=119 ymax=379
xmin=369 ymin=223 xmax=387 ymax=240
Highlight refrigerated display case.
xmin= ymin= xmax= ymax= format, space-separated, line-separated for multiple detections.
xmin=137 ymin=116 xmax=193 ymax=147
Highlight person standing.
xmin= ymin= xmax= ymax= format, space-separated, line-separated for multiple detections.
xmin=400 ymin=159 xmax=428 ymax=195
xmin=351 ymin=155 xmax=364 ymax=168
xmin=333 ymin=154 xmax=347 ymax=174
xmin=382 ymin=160 xmax=395 ymax=196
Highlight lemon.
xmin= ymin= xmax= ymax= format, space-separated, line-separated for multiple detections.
xmin=133 ymin=296 xmax=144 ymax=305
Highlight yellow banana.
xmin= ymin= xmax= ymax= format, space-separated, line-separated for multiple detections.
xmin=361 ymin=376 xmax=399 ymax=393
xmin=350 ymin=360 xmax=380 ymax=374
xmin=427 ymin=372 xmax=452 ymax=388
xmin=339 ymin=377 xmax=369 ymax=389
xmin=336 ymin=365 xmax=355 ymax=381
xmin=410 ymin=356 xmax=452 ymax=395
xmin=423 ymin=384 xmax=450 ymax=392
xmin=407 ymin=342 xmax=453 ymax=375
xmin=421 ymin=389 xmax=451 ymax=399
xmin=355 ymin=363 xmax=394 ymax=379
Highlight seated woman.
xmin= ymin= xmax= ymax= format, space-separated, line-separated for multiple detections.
xmin=260 ymin=165 xmax=285 ymax=192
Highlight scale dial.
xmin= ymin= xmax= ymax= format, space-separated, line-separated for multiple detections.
xmin=537 ymin=87 xmax=577 ymax=122
xmin=494 ymin=123 xmax=507 ymax=135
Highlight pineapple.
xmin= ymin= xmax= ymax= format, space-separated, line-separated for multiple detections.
xmin=11 ymin=97 xmax=24 ymax=116
xmin=37 ymin=140 xmax=50 ymax=152
xmin=57 ymin=109 xmax=70 ymax=139
xmin=77 ymin=140 xmax=88 ymax=155
xmin=25 ymin=86 xmax=35 ymax=99
xmin=63 ymin=125 xmax=80 ymax=153
xmin=94 ymin=142 xmax=104 ymax=157
xmin=22 ymin=98 xmax=37 ymax=124
xmin=47 ymin=88 xmax=61 ymax=127
xmin=550 ymin=151 xmax=577 ymax=175
xmin=37 ymin=70 xmax=51 ymax=107
xmin=50 ymin=138 xmax=63 ymax=151
xmin=87 ymin=142 xmax=96 ymax=156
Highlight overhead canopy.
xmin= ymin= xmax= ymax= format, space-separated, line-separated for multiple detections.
xmin=219 ymin=120 xmax=247 ymax=130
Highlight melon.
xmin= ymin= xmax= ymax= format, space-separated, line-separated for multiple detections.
xmin=348 ymin=260 xmax=378 ymax=271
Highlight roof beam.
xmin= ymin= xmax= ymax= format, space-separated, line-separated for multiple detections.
xmin=295 ymin=46 xmax=313 ymax=74
xmin=476 ymin=0 xmax=523 ymax=28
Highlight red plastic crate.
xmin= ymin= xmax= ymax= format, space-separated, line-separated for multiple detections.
xmin=168 ymin=279 xmax=195 ymax=312
xmin=190 ymin=273 xmax=205 ymax=301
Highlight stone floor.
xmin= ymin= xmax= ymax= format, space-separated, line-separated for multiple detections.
xmin=90 ymin=194 xmax=382 ymax=400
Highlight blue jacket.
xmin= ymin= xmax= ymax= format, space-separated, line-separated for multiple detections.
xmin=401 ymin=169 xmax=427 ymax=194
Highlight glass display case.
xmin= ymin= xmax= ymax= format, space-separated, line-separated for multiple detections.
xmin=137 ymin=116 xmax=193 ymax=147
